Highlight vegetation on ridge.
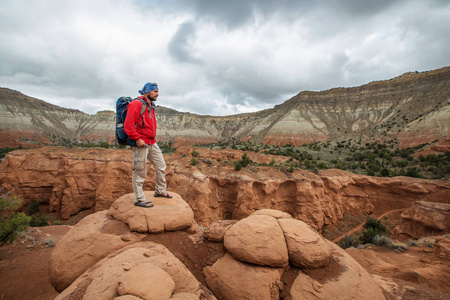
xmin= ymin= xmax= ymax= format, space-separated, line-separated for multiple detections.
xmin=194 ymin=138 xmax=450 ymax=180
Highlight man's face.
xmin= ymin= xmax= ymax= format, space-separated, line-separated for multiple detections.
xmin=145 ymin=89 xmax=159 ymax=102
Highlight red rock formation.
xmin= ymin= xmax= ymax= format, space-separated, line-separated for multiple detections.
xmin=1 ymin=147 xmax=449 ymax=233
xmin=393 ymin=201 xmax=450 ymax=239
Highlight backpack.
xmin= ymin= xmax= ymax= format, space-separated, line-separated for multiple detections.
xmin=115 ymin=97 xmax=147 ymax=146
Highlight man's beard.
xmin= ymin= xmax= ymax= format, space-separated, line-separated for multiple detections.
xmin=146 ymin=95 xmax=156 ymax=102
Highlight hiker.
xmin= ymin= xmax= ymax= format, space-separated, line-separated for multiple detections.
xmin=124 ymin=82 xmax=172 ymax=208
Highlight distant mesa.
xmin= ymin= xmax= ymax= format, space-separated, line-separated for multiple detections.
xmin=0 ymin=66 xmax=449 ymax=149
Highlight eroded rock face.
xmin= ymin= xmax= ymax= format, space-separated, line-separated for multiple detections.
xmin=55 ymin=242 xmax=213 ymax=300
xmin=1 ymin=147 xmax=449 ymax=232
xmin=108 ymin=192 xmax=195 ymax=233
xmin=393 ymin=201 xmax=450 ymax=239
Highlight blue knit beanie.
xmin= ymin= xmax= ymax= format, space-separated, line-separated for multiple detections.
xmin=139 ymin=82 xmax=158 ymax=95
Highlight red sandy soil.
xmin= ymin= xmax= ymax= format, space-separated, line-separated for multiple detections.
xmin=0 ymin=226 xmax=72 ymax=300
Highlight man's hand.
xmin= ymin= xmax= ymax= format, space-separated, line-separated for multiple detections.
xmin=136 ymin=138 xmax=147 ymax=148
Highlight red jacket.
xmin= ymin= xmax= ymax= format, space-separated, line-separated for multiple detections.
xmin=124 ymin=96 xmax=157 ymax=145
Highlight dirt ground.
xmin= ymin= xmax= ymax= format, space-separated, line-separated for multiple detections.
xmin=0 ymin=226 xmax=72 ymax=300
xmin=0 ymin=225 xmax=449 ymax=300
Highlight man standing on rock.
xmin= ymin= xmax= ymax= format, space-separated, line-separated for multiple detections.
xmin=124 ymin=82 xmax=172 ymax=208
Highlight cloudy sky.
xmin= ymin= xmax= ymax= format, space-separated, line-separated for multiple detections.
xmin=1 ymin=0 xmax=449 ymax=116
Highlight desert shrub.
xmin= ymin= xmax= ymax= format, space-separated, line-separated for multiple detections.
xmin=406 ymin=167 xmax=421 ymax=178
xmin=234 ymin=161 xmax=242 ymax=171
xmin=367 ymin=169 xmax=375 ymax=176
xmin=29 ymin=215 xmax=48 ymax=227
xmin=191 ymin=150 xmax=199 ymax=157
xmin=338 ymin=235 xmax=360 ymax=249
xmin=99 ymin=142 xmax=110 ymax=148
xmin=359 ymin=228 xmax=379 ymax=244
xmin=0 ymin=196 xmax=31 ymax=244
xmin=360 ymin=216 xmax=387 ymax=244
xmin=159 ymin=140 xmax=177 ymax=154
xmin=364 ymin=216 xmax=387 ymax=233
xmin=373 ymin=235 xmax=393 ymax=247
xmin=190 ymin=157 xmax=197 ymax=166
xmin=28 ymin=200 xmax=40 ymax=215
xmin=239 ymin=152 xmax=253 ymax=167
xmin=380 ymin=168 xmax=390 ymax=177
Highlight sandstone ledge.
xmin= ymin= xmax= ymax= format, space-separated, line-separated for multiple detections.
xmin=108 ymin=191 xmax=195 ymax=233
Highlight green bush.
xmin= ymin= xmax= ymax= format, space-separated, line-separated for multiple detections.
xmin=359 ymin=228 xmax=379 ymax=244
xmin=28 ymin=200 xmax=40 ymax=215
xmin=0 ymin=196 xmax=30 ymax=244
xmin=99 ymin=142 xmax=110 ymax=148
xmin=191 ymin=150 xmax=199 ymax=157
xmin=359 ymin=216 xmax=387 ymax=244
xmin=190 ymin=157 xmax=197 ymax=166
xmin=338 ymin=235 xmax=360 ymax=249
xmin=234 ymin=161 xmax=242 ymax=171
xmin=29 ymin=215 xmax=48 ymax=227
xmin=380 ymin=168 xmax=390 ymax=177
xmin=239 ymin=152 xmax=253 ymax=167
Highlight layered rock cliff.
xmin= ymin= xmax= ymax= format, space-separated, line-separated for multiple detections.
xmin=1 ymin=66 xmax=449 ymax=149
xmin=1 ymin=147 xmax=449 ymax=232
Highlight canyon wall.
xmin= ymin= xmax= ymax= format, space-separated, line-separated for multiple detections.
xmin=1 ymin=147 xmax=449 ymax=232
xmin=1 ymin=67 xmax=449 ymax=149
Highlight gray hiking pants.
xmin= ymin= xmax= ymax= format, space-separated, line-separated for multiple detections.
xmin=132 ymin=143 xmax=167 ymax=202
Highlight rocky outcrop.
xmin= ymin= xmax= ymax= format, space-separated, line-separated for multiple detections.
xmin=204 ymin=210 xmax=385 ymax=300
xmin=51 ymin=196 xmax=385 ymax=300
xmin=1 ymin=147 xmax=449 ymax=232
xmin=108 ymin=192 xmax=196 ymax=233
xmin=55 ymin=241 xmax=215 ymax=300
xmin=50 ymin=193 xmax=199 ymax=292
xmin=49 ymin=210 xmax=146 ymax=292
xmin=393 ymin=201 xmax=450 ymax=239
xmin=1 ymin=66 xmax=449 ymax=149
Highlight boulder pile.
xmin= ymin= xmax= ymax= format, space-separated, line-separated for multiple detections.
xmin=204 ymin=209 xmax=385 ymax=300
xmin=50 ymin=193 xmax=385 ymax=299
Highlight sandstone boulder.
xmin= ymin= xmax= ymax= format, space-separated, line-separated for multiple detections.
xmin=117 ymin=264 xmax=175 ymax=300
xmin=108 ymin=192 xmax=195 ymax=233
xmin=114 ymin=295 xmax=142 ymax=300
xmin=170 ymin=293 xmax=199 ymax=300
xmin=49 ymin=210 xmax=145 ymax=292
xmin=204 ymin=253 xmax=283 ymax=300
xmin=203 ymin=220 xmax=237 ymax=242
xmin=56 ymin=242 xmax=214 ymax=300
xmin=290 ymin=241 xmax=385 ymax=300
xmin=278 ymin=218 xmax=331 ymax=268
xmin=223 ymin=214 xmax=289 ymax=267
xmin=251 ymin=208 xmax=293 ymax=219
